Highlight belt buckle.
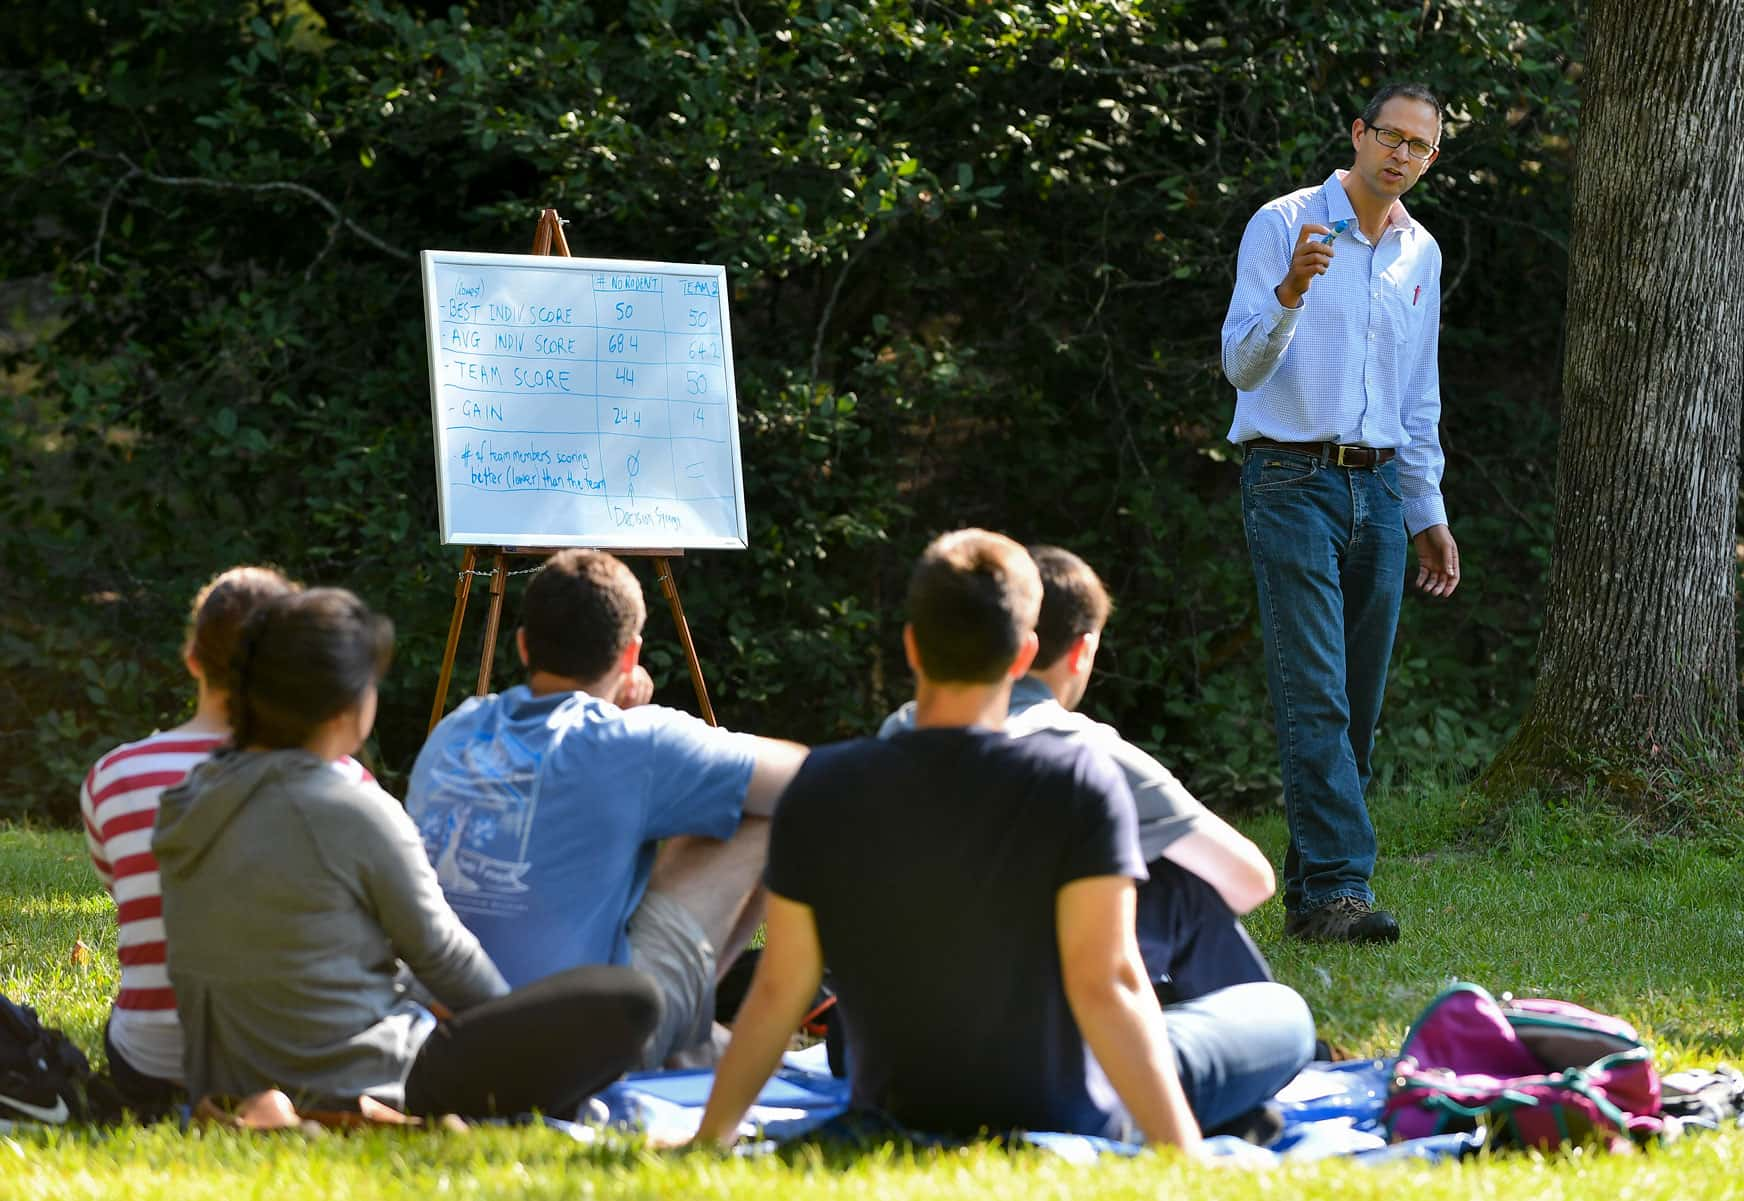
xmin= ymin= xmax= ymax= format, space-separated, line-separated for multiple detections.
xmin=1334 ymin=444 xmax=1359 ymax=468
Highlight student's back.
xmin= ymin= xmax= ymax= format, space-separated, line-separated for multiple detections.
xmin=769 ymin=725 xmax=1144 ymax=1139
xmin=156 ymin=748 xmax=496 ymax=1106
xmin=77 ymin=565 xmax=382 ymax=1110
xmin=157 ymin=588 xmax=657 ymax=1118
xmin=406 ymin=686 xmax=752 ymax=985
xmin=83 ymin=733 xmax=372 ymax=1085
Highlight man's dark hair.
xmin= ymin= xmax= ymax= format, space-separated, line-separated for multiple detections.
xmin=1029 ymin=546 xmax=1112 ymax=671
xmin=520 ymin=549 xmax=646 ymax=681
xmin=185 ymin=565 xmax=297 ymax=687
xmin=1360 ymin=81 xmax=1443 ymax=141
xmin=230 ymin=588 xmax=394 ymax=749
xmin=906 ymin=529 xmax=1042 ymax=684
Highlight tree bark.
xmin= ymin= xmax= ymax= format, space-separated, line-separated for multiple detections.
xmin=1484 ymin=0 xmax=1744 ymax=793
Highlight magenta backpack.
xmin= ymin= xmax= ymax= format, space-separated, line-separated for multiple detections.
xmin=1383 ymin=982 xmax=1663 ymax=1151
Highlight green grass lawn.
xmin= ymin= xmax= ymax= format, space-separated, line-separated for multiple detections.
xmin=4 ymin=783 xmax=1743 ymax=1199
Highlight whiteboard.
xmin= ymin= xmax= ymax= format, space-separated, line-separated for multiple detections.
xmin=420 ymin=250 xmax=748 ymax=548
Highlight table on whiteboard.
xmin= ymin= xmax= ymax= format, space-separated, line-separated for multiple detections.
xmin=421 ymin=250 xmax=748 ymax=548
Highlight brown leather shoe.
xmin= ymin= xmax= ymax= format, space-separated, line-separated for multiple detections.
xmin=1284 ymin=896 xmax=1401 ymax=944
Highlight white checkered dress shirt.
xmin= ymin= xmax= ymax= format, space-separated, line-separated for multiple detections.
xmin=1221 ymin=170 xmax=1447 ymax=536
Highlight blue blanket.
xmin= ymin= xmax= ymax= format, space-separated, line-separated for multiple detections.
xmin=582 ymin=1046 xmax=1482 ymax=1164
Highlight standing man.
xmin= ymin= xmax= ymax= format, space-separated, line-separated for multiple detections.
xmin=1221 ymin=82 xmax=1461 ymax=944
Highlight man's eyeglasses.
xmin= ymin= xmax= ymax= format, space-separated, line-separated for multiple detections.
xmin=1366 ymin=124 xmax=1438 ymax=162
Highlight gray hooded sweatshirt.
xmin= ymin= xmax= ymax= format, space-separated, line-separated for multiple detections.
xmin=154 ymin=748 xmax=508 ymax=1108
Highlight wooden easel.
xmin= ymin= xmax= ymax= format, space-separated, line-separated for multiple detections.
xmin=427 ymin=209 xmax=718 ymax=732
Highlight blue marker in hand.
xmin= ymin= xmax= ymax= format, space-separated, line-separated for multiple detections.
xmin=1319 ymin=219 xmax=1353 ymax=245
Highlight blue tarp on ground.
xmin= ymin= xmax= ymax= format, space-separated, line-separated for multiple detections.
xmin=582 ymin=1046 xmax=1484 ymax=1164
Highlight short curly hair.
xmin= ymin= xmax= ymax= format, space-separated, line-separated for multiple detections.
xmin=520 ymin=550 xmax=647 ymax=681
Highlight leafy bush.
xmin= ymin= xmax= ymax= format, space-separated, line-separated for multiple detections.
xmin=0 ymin=0 xmax=1581 ymax=819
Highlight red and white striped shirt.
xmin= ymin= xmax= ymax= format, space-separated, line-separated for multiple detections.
xmin=80 ymin=731 xmax=372 ymax=1082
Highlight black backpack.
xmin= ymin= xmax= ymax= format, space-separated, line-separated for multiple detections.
xmin=0 ymin=993 xmax=91 ymax=1127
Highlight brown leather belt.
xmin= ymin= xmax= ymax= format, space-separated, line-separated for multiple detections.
xmin=1245 ymin=439 xmax=1395 ymax=468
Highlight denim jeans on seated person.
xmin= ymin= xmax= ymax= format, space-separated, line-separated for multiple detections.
xmin=1161 ymin=981 xmax=1317 ymax=1132
xmin=1240 ymin=449 xmax=1406 ymax=914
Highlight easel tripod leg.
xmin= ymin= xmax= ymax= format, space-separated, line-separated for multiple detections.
xmin=429 ymin=547 xmax=479 ymax=733
xmin=476 ymin=551 xmax=510 ymax=696
xmin=656 ymin=556 xmax=717 ymax=726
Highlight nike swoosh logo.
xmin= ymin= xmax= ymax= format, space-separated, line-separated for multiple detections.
xmin=0 ymin=1092 xmax=70 ymax=1123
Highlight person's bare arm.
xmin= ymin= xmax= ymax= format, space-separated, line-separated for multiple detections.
xmin=741 ymin=737 xmax=809 ymax=817
xmin=692 ymin=893 xmax=824 ymax=1146
xmin=1160 ymin=815 xmax=1275 ymax=916
xmin=1099 ymin=731 xmax=1273 ymax=916
xmin=1057 ymin=875 xmax=1202 ymax=1152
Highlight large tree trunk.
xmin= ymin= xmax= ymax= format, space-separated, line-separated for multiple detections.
xmin=1483 ymin=0 xmax=1744 ymax=794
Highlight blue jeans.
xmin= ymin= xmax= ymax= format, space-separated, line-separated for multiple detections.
xmin=1164 ymin=981 xmax=1316 ymax=1131
xmin=1241 ymin=449 xmax=1406 ymax=913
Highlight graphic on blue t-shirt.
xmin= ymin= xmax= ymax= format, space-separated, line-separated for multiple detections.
xmin=413 ymin=726 xmax=546 ymax=914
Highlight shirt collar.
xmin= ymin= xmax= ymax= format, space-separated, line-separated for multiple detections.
xmin=1323 ymin=169 xmax=1415 ymax=233
xmin=505 ymin=682 xmax=604 ymax=715
xmin=1009 ymin=675 xmax=1057 ymax=713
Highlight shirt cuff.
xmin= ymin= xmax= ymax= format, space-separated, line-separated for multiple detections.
xmin=1270 ymin=297 xmax=1304 ymax=334
xmin=1403 ymin=496 xmax=1448 ymax=538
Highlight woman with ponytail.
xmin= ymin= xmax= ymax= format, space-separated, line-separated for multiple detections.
xmin=154 ymin=588 xmax=658 ymax=1119
xmin=79 ymin=566 xmax=380 ymax=1116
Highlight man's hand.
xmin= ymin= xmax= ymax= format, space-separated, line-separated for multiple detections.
xmin=616 ymin=664 xmax=655 ymax=709
xmin=1411 ymin=525 xmax=1460 ymax=597
xmin=1275 ymin=224 xmax=1335 ymax=309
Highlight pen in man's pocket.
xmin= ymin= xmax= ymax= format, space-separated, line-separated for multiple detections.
xmin=1413 ymin=285 xmax=1421 ymax=306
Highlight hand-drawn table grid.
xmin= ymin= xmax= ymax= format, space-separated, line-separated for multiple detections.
xmin=436 ymin=269 xmax=733 ymax=537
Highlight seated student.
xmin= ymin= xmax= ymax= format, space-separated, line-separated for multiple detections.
xmin=405 ymin=550 xmax=808 ymax=1070
xmin=696 ymin=529 xmax=1314 ymax=1149
xmin=79 ymin=566 xmax=380 ymax=1116
xmin=881 ymin=546 xmax=1276 ymax=1003
xmin=154 ymin=588 xmax=658 ymax=1116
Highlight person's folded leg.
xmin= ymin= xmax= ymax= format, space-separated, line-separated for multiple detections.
xmin=628 ymin=888 xmax=721 ymax=1069
xmin=403 ymin=964 xmax=660 ymax=1118
xmin=1136 ymin=859 xmax=1273 ymax=1004
xmin=102 ymin=1015 xmax=185 ymax=1121
xmin=1162 ymin=981 xmax=1315 ymax=1131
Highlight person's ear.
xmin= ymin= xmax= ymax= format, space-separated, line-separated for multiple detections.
xmin=1009 ymin=630 xmax=1040 ymax=680
xmin=183 ymin=646 xmax=205 ymax=684
xmin=1351 ymin=117 xmax=1366 ymax=155
xmin=515 ymin=628 xmax=530 ymax=668
xmin=902 ymin=625 xmax=922 ymax=675
xmin=619 ymin=635 xmax=643 ymax=677
xmin=1069 ymin=630 xmax=1100 ymax=677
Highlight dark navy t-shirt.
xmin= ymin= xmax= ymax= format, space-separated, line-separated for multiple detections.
xmin=766 ymin=725 xmax=1147 ymax=1139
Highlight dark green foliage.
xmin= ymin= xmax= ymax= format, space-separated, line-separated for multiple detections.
xmin=1 ymin=0 xmax=1580 ymax=818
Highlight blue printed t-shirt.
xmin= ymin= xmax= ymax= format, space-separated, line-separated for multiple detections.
xmin=405 ymin=685 xmax=757 ymax=987
xmin=767 ymin=727 xmax=1146 ymax=1140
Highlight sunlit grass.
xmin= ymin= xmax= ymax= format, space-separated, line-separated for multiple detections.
xmin=4 ymin=780 xmax=1744 ymax=1199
